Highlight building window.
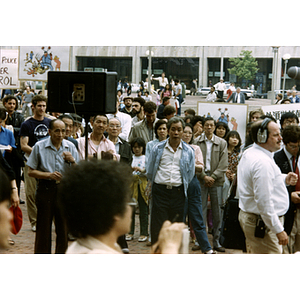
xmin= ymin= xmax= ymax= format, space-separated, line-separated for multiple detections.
xmin=77 ymin=57 xmax=132 ymax=83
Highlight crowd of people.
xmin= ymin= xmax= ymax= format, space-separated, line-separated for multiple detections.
xmin=1 ymin=78 xmax=300 ymax=255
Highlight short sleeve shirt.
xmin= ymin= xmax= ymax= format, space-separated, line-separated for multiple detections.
xmin=19 ymin=117 xmax=51 ymax=148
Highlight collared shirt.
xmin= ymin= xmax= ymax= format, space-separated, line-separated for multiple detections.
xmin=236 ymin=92 xmax=241 ymax=103
xmin=238 ymin=143 xmax=289 ymax=234
xmin=154 ymin=140 xmax=183 ymax=186
xmin=27 ymin=137 xmax=79 ymax=174
xmin=283 ymin=145 xmax=300 ymax=172
xmin=204 ymin=135 xmax=214 ymax=172
xmin=108 ymin=136 xmax=122 ymax=154
xmin=131 ymin=115 xmax=144 ymax=127
xmin=77 ymin=134 xmax=119 ymax=161
xmin=215 ymin=82 xmax=226 ymax=91
xmin=66 ymin=235 xmax=122 ymax=254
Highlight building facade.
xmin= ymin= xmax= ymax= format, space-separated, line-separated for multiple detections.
xmin=2 ymin=46 xmax=300 ymax=93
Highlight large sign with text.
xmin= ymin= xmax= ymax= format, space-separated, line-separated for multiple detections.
xmin=261 ymin=103 xmax=300 ymax=124
xmin=0 ymin=49 xmax=19 ymax=89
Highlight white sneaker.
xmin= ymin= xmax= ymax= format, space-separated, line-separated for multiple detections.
xmin=31 ymin=225 xmax=36 ymax=232
xmin=205 ymin=249 xmax=217 ymax=254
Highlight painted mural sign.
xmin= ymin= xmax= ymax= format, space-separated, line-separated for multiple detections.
xmin=197 ymin=102 xmax=248 ymax=143
xmin=19 ymin=46 xmax=70 ymax=80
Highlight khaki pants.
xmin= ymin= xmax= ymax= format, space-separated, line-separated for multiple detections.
xmin=239 ymin=210 xmax=283 ymax=254
xmin=24 ymin=163 xmax=37 ymax=227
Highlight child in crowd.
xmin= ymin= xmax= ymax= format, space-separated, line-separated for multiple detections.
xmin=126 ymin=137 xmax=149 ymax=242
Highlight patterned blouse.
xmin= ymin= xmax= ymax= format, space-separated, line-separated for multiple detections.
xmin=228 ymin=150 xmax=240 ymax=174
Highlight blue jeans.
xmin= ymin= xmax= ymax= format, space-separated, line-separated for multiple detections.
xmin=184 ymin=176 xmax=212 ymax=252
xmin=200 ymin=180 xmax=222 ymax=248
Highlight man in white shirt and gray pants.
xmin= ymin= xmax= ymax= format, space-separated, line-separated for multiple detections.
xmin=238 ymin=118 xmax=298 ymax=254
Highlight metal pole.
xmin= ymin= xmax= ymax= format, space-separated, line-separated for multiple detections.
xmin=147 ymin=46 xmax=152 ymax=94
xmin=282 ymin=60 xmax=288 ymax=99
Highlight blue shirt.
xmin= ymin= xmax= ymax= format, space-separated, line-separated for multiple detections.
xmin=27 ymin=136 xmax=79 ymax=174
xmin=0 ymin=126 xmax=16 ymax=156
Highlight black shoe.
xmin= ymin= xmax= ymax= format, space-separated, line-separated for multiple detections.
xmin=192 ymin=245 xmax=201 ymax=251
xmin=213 ymin=246 xmax=225 ymax=252
xmin=19 ymin=199 xmax=25 ymax=204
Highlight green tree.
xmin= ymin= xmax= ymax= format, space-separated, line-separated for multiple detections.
xmin=228 ymin=50 xmax=259 ymax=86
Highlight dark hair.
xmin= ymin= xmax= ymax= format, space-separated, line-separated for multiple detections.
xmin=163 ymin=105 xmax=176 ymax=117
xmin=58 ymin=114 xmax=75 ymax=124
xmin=92 ymin=114 xmax=108 ymax=122
xmin=190 ymin=115 xmax=204 ymax=127
xmin=203 ymin=116 xmax=216 ymax=126
xmin=162 ymin=97 xmax=170 ymax=103
xmin=214 ymin=121 xmax=230 ymax=138
xmin=183 ymin=114 xmax=193 ymax=123
xmin=225 ymin=130 xmax=242 ymax=151
xmin=0 ymin=169 xmax=11 ymax=204
xmin=184 ymin=109 xmax=196 ymax=116
xmin=144 ymin=101 xmax=157 ymax=114
xmin=282 ymin=125 xmax=300 ymax=145
xmin=58 ymin=160 xmax=132 ymax=238
xmin=0 ymin=108 xmax=7 ymax=121
xmin=280 ymin=112 xmax=299 ymax=127
xmin=154 ymin=119 xmax=168 ymax=139
xmin=183 ymin=123 xmax=194 ymax=144
xmin=31 ymin=94 xmax=47 ymax=107
xmin=2 ymin=95 xmax=19 ymax=110
xmin=130 ymin=137 xmax=146 ymax=154
xmin=132 ymin=97 xmax=146 ymax=108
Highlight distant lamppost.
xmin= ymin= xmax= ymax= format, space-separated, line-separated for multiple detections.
xmin=146 ymin=48 xmax=154 ymax=93
xmin=282 ymin=53 xmax=291 ymax=99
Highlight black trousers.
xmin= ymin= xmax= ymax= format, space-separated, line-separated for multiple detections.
xmin=34 ymin=180 xmax=68 ymax=254
xmin=150 ymin=183 xmax=185 ymax=245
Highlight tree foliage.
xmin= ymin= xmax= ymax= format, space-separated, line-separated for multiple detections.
xmin=228 ymin=50 xmax=259 ymax=83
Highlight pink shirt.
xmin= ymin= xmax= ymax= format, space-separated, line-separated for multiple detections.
xmin=189 ymin=144 xmax=204 ymax=171
xmin=77 ymin=135 xmax=120 ymax=161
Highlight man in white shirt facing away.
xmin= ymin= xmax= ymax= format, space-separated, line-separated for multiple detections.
xmin=238 ymin=118 xmax=298 ymax=253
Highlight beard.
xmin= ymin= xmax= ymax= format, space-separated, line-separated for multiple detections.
xmin=132 ymin=108 xmax=141 ymax=116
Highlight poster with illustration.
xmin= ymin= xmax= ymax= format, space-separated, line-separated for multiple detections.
xmin=197 ymin=102 xmax=248 ymax=143
xmin=19 ymin=46 xmax=70 ymax=80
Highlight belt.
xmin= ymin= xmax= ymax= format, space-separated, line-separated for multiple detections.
xmin=244 ymin=211 xmax=283 ymax=218
xmin=155 ymin=183 xmax=183 ymax=190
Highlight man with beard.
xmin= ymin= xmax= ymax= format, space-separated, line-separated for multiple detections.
xmin=120 ymin=97 xmax=135 ymax=118
xmin=131 ymin=97 xmax=145 ymax=127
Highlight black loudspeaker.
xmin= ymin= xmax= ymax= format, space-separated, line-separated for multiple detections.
xmin=287 ymin=66 xmax=300 ymax=80
xmin=257 ymin=118 xmax=272 ymax=143
xmin=47 ymin=71 xmax=117 ymax=115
